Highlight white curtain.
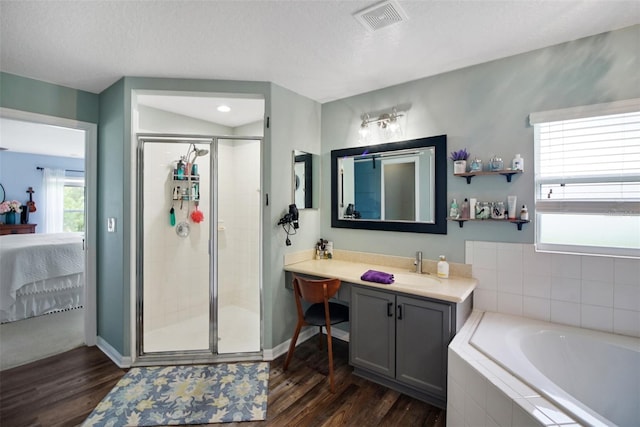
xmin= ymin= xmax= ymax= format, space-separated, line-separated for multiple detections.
xmin=42 ymin=168 xmax=65 ymax=233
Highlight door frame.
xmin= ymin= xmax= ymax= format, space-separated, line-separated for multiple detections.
xmin=0 ymin=107 xmax=98 ymax=346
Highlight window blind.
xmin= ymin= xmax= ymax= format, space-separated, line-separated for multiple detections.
xmin=533 ymin=100 xmax=640 ymax=257
xmin=536 ymin=111 xmax=640 ymax=201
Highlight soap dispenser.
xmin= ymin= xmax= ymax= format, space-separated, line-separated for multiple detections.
xmin=437 ymin=256 xmax=449 ymax=279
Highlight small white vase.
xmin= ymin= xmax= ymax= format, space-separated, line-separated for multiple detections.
xmin=454 ymin=160 xmax=467 ymax=174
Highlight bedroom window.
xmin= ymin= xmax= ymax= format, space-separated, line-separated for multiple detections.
xmin=530 ymin=99 xmax=640 ymax=258
xmin=63 ymin=176 xmax=85 ymax=233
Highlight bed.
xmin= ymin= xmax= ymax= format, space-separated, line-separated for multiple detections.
xmin=1 ymin=232 xmax=84 ymax=323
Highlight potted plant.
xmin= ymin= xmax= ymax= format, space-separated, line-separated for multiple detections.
xmin=450 ymin=149 xmax=469 ymax=174
xmin=0 ymin=200 xmax=23 ymax=225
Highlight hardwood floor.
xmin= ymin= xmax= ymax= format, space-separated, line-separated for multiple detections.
xmin=0 ymin=336 xmax=446 ymax=427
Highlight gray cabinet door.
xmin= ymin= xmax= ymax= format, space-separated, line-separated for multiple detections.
xmin=395 ymin=295 xmax=452 ymax=398
xmin=350 ymin=286 xmax=395 ymax=378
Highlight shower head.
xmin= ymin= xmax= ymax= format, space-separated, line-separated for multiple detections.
xmin=194 ymin=148 xmax=209 ymax=157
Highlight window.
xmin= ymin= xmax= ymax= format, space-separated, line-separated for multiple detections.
xmin=531 ymin=99 xmax=640 ymax=258
xmin=64 ymin=176 xmax=85 ymax=232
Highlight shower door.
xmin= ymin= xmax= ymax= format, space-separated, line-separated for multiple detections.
xmin=136 ymin=135 xmax=262 ymax=363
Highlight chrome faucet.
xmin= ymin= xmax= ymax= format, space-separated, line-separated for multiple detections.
xmin=414 ymin=251 xmax=423 ymax=274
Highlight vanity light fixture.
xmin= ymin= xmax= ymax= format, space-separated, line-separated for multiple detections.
xmin=217 ymin=105 xmax=231 ymax=113
xmin=359 ymin=107 xmax=404 ymax=141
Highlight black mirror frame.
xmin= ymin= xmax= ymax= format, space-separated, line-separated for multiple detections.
xmin=331 ymin=134 xmax=447 ymax=234
xmin=294 ymin=152 xmax=312 ymax=208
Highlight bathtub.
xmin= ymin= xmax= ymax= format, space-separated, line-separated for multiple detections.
xmin=463 ymin=311 xmax=640 ymax=426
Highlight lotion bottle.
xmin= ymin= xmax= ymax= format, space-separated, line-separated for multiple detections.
xmin=437 ymin=255 xmax=449 ymax=279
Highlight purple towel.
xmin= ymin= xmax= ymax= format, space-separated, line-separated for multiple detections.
xmin=361 ymin=269 xmax=395 ymax=284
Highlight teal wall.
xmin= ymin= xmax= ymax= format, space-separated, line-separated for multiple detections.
xmin=320 ymin=25 xmax=640 ymax=263
xmin=97 ymin=78 xmax=127 ymax=354
xmin=0 ymin=72 xmax=99 ymax=123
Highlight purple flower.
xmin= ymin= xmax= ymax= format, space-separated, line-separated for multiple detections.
xmin=449 ymin=149 xmax=469 ymax=161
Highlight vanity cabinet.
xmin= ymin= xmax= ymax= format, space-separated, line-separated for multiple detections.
xmin=350 ymin=285 xmax=453 ymax=409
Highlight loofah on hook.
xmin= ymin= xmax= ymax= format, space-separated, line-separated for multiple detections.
xmin=190 ymin=206 xmax=204 ymax=223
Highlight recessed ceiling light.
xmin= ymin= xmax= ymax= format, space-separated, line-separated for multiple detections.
xmin=217 ymin=105 xmax=231 ymax=113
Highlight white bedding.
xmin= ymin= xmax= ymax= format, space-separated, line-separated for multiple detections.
xmin=1 ymin=233 xmax=84 ymax=322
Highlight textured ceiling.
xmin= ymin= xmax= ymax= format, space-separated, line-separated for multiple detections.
xmin=1 ymin=0 xmax=638 ymax=104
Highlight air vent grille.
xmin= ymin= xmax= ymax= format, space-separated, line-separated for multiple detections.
xmin=354 ymin=0 xmax=408 ymax=32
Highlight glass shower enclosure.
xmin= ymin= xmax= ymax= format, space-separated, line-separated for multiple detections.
xmin=136 ymin=135 xmax=262 ymax=363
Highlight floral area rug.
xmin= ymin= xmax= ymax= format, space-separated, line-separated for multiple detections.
xmin=83 ymin=362 xmax=269 ymax=426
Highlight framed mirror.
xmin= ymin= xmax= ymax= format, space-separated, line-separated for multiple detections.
xmin=292 ymin=150 xmax=319 ymax=209
xmin=331 ymin=135 xmax=447 ymax=233
xmin=0 ymin=183 xmax=4 ymax=203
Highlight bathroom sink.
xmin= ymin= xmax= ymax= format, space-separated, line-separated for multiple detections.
xmin=393 ymin=273 xmax=440 ymax=288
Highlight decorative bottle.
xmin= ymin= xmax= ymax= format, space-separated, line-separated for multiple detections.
xmin=520 ymin=205 xmax=529 ymax=221
xmin=437 ymin=256 xmax=449 ymax=279
xmin=512 ymin=154 xmax=524 ymax=171
xmin=461 ymin=198 xmax=470 ymax=219
xmin=449 ymin=199 xmax=459 ymax=219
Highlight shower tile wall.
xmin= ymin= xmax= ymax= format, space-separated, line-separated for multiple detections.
xmin=143 ymin=144 xmax=210 ymax=332
xmin=217 ymin=140 xmax=260 ymax=312
xmin=466 ymin=241 xmax=640 ymax=337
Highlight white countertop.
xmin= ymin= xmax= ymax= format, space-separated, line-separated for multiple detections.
xmin=284 ymin=259 xmax=476 ymax=303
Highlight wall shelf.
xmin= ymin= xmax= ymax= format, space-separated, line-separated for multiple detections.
xmin=448 ymin=218 xmax=530 ymax=231
xmin=454 ymin=170 xmax=522 ymax=184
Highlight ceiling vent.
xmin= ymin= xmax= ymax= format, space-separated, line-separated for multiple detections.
xmin=353 ymin=0 xmax=409 ymax=32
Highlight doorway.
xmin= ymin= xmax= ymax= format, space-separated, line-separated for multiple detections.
xmin=136 ymin=135 xmax=262 ymax=363
xmin=0 ymin=108 xmax=98 ymax=367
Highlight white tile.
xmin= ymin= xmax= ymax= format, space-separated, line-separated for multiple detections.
xmin=581 ymin=256 xmax=614 ymax=283
xmin=473 ymin=267 xmax=498 ymax=291
xmin=485 ymin=414 xmax=501 ymax=427
xmin=497 ymin=292 xmax=523 ymax=316
xmin=580 ymin=304 xmax=613 ymax=332
xmin=465 ymin=392 xmax=487 ymax=427
xmin=466 ymin=240 xmax=474 ymax=264
xmin=497 ymin=269 xmax=523 ymax=295
xmin=550 ymin=300 xmax=581 ymax=327
xmin=447 ymin=407 xmax=464 ymax=427
xmin=551 ymin=277 xmax=581 ymax=303
xmin=486 ymin=381 xmax=513 ymax=427
xmin=448 ymin=350 xmax=467 ymax=385
xmin=523 ymin=274 xmax=552 ymax=299
xmin=551 ymin=254 xmax=581 ymax=279
xmin=581 ymin=279 xmax=614 ymax=307
xmin=466 ymin=364 xmax=488 ymax=409
xmin=474 ymin=289 xmax=497 ymax=312
xmin=614 ymin=283 xmax=640 ymax=311
xmin=474 ymin=242 xmax=498 ymax=269
xmin=499 ymin=373 xmax=539 ymax=399
xmin=523 ymin=296 xmax=551 ymax=321
xmin=512 ymin=399 xmax=553 ymax=426
xmin=523 ymin=245 xmax=552 ymax=275
xmin=614 ymin=309 xmax=640 ymax=337
xmin=497 ymin=243 xmax=523 ymax=273
xmin=614 ymin=258 xmax=640 ymax=286
xmin=528 ymin=397 xmax=576 ymax=424
xmin=448 ymin=376 xmax=465 ymax=412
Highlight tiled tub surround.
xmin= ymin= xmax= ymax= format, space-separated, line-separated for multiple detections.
xmin=466 ymin=241 xmax=640 ymax=338
xmin=448 ymin=310 xmax=640 ymax=426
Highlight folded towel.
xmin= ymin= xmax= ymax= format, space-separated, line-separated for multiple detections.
xmin=361 ymin=270 xmax=395 ymax=284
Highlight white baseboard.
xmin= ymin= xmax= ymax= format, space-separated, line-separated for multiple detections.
xmin=97 ymin=336 xmax=132 ymax=368
xmin=263 ymin=326 xmax=350 ymax=361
